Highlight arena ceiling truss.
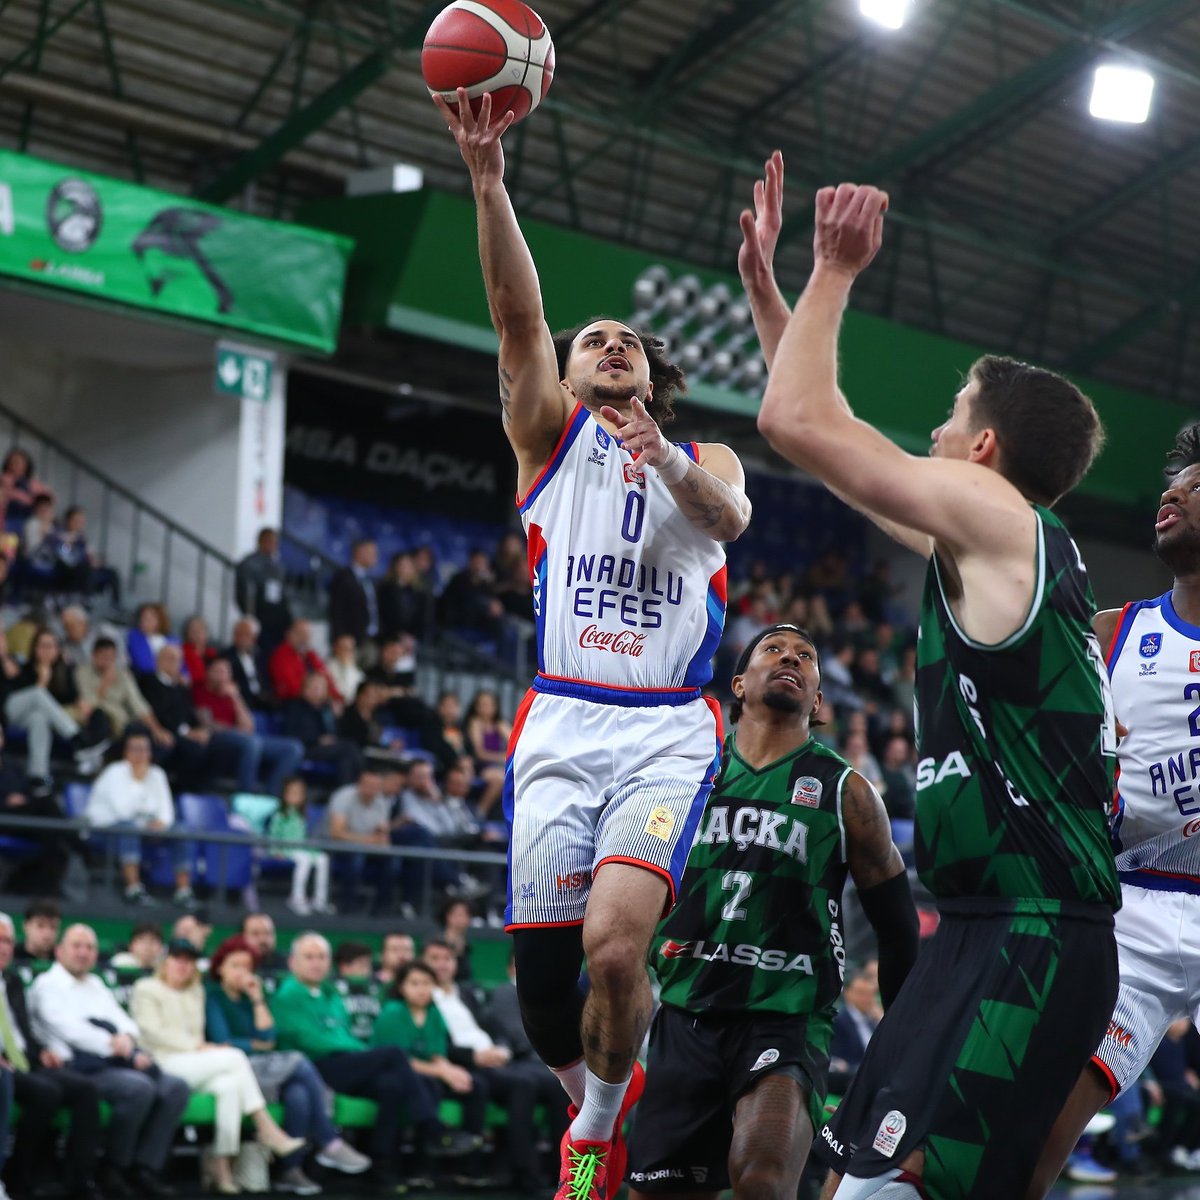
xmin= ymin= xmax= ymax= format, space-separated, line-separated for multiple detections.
xmin=3 ymin=0 xmax=1200 ymax=406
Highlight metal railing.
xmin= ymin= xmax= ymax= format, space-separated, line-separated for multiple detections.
xmin=0 ymin=812 xmax=507 ymax=922
xmin=0 ymin=398 xmax=238 ymax=637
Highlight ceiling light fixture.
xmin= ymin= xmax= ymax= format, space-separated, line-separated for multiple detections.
xmin=859 ymin=0 xmax=912 ymax=31
xmin=1089 ymin=64 xmax=1155 ymax=124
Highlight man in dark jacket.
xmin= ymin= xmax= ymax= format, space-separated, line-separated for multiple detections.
xmin=0 ymin=910 xmax=102 ymax=1199
xmin=235 ymin=528 xmax=292 ymax=657
xmin=134 ymin=643 xmax=212 ymax=786
xmin=328 ymin=540 xmax=380 ymax=645
xmin=282 ymin=674 xmax=361 ymax=785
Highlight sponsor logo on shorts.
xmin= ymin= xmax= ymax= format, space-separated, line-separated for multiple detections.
xmin=872 ymin=1110 xmax=906 ymax=1158
xmin=690 ymin=1168 xmax=708 ymax=1184
xmin=750 ymin=1048 xmax=780 ymax=1072
xmin=628 ymin=1169 xmax=686 ymax=1183
xmin=623 ymin=462 xmax=646 ymax=487
xmin=819 ymin=1125 xmax=844 ymax=1157
xmin=1106 ymin=1020 xmax=1134 ymax=1048
xmin=556 ymin=871 xmax=590 ymax=892
xmin=1191 ymin=650 xmax=1200 ymax=673
xmin=578 ymin=624 xmax=647 ymax=657
xmin=646 ymin=806 xmax=676 ymax=841
xmin=1140 ymin=633 xmax=1162 ymax=658
xmin=791 ymin=776 xmax=822 ymax=807
xmin=518 ymin=882 xmax=536 ymax=902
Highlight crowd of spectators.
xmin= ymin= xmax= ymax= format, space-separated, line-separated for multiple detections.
xmin=0 ymin=900 xmax=565 ymax=1197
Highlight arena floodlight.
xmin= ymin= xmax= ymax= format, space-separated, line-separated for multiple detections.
xmin=1089 ymin=64 xmax=1154 ymax=124
xmin=859 ymin=0 xmax=911 ymax=31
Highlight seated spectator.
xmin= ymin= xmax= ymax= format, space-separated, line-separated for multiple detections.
xmin=136 ymin=643 xmax=213 ymax=786
xmin=193 ymin=657 xmax=304 ymax=796
xmin=481 ymin=950 xmax=569 ymax=1187
xmin=173 ymin=911 xmax=213 ymax=957
xmin=274 ymin=933 xmax=476 ymax=1190
xmin=234 ymin=528 xmax=292 ymax=657
xmin=0 ymin=734 xmax=73 ymax=894
xmin=464 ymin=690 xmax=509 ymax=816
xmin=241 ymin=912 xmax=289 ymax=975
xmin=126 ymin=603 xmax=175 ymax=676
xmin=2 ymin=448 xmax=51 ymax=523
xmin=22 ymin=494 xmax=60 ymax=581
xmin=270 ymin=620 xmax=343 ymax=708
xmin=328 ymin=768 xmax=396 ymax=914
xmin=841 ymin=729 xmax=885 ymax=795
xmin=13 ymin=897 xmax=61 ymax=965
xmin=6 ymin=627 xmax=111 ymax=789
xmin=60 ymin=605 xmax=122 ymax=669
xmin=422 ymin=939 xmax=548 ymax=1186
xmin=336 ymin=681 xmax=407 ymax=769
xmin=326 ymin=635 xmax=363 ymax=708
xmin=56 ymin=506 xmax=119 ymax=605
xmin=224 ymin=617 xmax=274 ymax=712
xmin=335 ymin=941 xmax=374 ymax=980
xmin=85 ymin=730 xmax=196 ymax=909
xmin=439 ymin=898 xmax=476 ymax=983
xmin=28 ymin=923 xmax=189 ymax=1199
xmin=377 ymin=552 xmax=435 ymax=643
xmin=438 ymin=549 xmax=503 ymax=639
xmin=76 ymin=637 xmax=171 ymax=743
xmin=491 ymin=531 xmax=533 ymax=622
xmin=181 ymin=615 xmax=217 ymax=685
xmin=436 ymin=692 xmax=466 ymax=758
xmin=328 ymin=538 xmax=380 ymax=646
xmin=283 ymin=673 xmax=361 ymax=785
xmin=0 ymin=911 xmax=103 ymax=1200
xmin=267 ymin=777 xmax=333 ymax=917
xmin=879 ymin=734 xmax=917 ymax=820
xmin=375 ymin=933 xmax=416 ymax=987
xmin=372 ymin=962 xmax=488 ymax=1184
xmin=110 ymin=920 xmax=165 ymax=971
xmin=130 ymin=939 xmax=304 ymax=1192
xmin=206 ymin=935 xmax=370 ymax=1192
xmin=1152 ymin=1018 xmax=1200 ymax=1171
xmin=393 ymin=763 xmax=480 ymax=901
xmin=829 ymin=965 xmax=882 ymax=1096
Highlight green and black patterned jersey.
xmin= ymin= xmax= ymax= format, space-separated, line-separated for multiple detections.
xmin=653 ymin=734 xmax=853 ymax=1016
xmin=914 ymin=505 xmax=1119 ymax=908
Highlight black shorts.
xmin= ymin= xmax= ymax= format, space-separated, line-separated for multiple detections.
xmin=815 ymin=898 xmax=1117 ymax=1200
xmin=626 ymin=1002 xmax=832 ymax=1193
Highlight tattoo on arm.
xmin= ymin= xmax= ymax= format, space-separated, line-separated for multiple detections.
xmin=844 ymin=775 xmax=903 ymax=889
xmin=498 ymin=365 xmax=514 ymax=427
xmin=678 ymin=468 xmax=728 ymax=530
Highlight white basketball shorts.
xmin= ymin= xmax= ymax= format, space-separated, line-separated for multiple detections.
xmin=502 ymin=674 xmax=723 ymax=930
xmin=1092 ymin=880 xmax=1200 ymax=1097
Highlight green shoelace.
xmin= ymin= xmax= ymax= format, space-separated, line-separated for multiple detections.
xmin=564 ymin=1145 xmax=607 ymax=1200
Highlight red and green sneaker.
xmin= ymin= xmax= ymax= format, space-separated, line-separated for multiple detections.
xmin=555 ymin=1133 xmax=610 ymax=1200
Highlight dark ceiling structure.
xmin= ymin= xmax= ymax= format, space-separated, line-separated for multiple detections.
xmin=3 ymin=0 xmax=1200 ymax=406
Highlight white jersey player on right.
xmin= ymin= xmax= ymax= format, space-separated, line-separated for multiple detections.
xmin=1031 ymin=422 xmax=1200 ymax=1196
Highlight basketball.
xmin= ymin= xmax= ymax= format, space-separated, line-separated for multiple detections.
xmin=422 ymin=0 xmax=555 ymax=125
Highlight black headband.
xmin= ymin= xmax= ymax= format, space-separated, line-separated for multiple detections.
xmin=733 ymin=623 xmax=816 ymax=679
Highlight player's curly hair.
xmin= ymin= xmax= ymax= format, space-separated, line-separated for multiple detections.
xmin=1165 ymin=423 xmax=1200 ymax=478
xmin=552 ymin=319 xmax=685 ymax=430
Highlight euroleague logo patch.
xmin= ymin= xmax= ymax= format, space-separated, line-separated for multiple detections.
xmin=872 ymin=1109 xmax=907 ymax=1158
xmin=791 ymin=776 xmax=823 ymax=807
xmin=750 ymin=1048 xmax=780 ymax=1072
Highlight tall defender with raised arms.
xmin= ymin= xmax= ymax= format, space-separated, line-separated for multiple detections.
xmin=739 ymin=157 xmax=1120 ymax=1200
xmin=432 ymin=88 xmax=752 ymax=1200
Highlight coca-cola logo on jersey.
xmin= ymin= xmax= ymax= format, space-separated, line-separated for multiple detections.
xmin=579 ymin=624 xmax=647 ymax=656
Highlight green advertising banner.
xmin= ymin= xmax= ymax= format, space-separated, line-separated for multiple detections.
xmin=0 ymin=150 xmax=352 ymax=353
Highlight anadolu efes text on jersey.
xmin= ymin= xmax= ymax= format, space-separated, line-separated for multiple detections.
xmin=518 ymin=405 xmax=727 ymax=689
xmin=1106 ymin=591 xmax=1200 ymax=888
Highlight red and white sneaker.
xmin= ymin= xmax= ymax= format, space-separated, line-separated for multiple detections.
xmin=554 ymin=1130 xmax=610 ymax=1200
xmin=606 ymin=1061 xmax=646 ymax=1194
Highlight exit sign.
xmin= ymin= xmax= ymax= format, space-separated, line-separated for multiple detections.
xmin=215 ymin=343 xmax=273 ymax=401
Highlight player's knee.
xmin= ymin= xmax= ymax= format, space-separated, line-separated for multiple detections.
xmin=583 ymin=931 xmax=645 ymax=996
xmin=730 ymin=1159 xmax=794 ymax=1200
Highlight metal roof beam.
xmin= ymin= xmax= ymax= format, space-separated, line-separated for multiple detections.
xmin=774 ymin=0 xmax=1193 ymax=248
xmin=196 ymin=49 xmax=387 ymax=202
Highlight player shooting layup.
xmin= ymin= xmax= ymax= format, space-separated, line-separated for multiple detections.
xmin=433 ymin=89 xmax=752 ymax=1200
xmin=740 ymin=159 xmax=1120 ymax=1200
xmin=1028 ymin=424 xmax=1200 ymax=1195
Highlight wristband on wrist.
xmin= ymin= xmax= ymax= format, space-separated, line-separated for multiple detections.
xmin=655 ymin=442 xmax=689 ymax=485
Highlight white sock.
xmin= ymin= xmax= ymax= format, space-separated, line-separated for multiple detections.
xmin=569 ymin=1068 xmax=630 ymax=1144
xmin=834 ymin=1170 xmax=920 ymax=1199
xmin=551 ymin=1058 xmax=588 ymax=1109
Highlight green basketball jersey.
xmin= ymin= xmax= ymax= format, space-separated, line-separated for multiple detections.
xmin=653 ymin=734 xmax=854 ymax=1016
xmin=914 ymin=505 xmax=1119 ymax=907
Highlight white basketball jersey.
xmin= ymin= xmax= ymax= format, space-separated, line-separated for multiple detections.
xmin=518 ymin=403 xmax=727 ymax=693
xmin=1108 ymin=590 xmax=1200 ymax=885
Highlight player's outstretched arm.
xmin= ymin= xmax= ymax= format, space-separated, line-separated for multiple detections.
xmin=757 ymin=184 xmax=1028 ymax=558
xmin=433 ymin=89 xmax=572 ymax=472
xmin=739 ymin=158 xmax=932 ymax=558
xmin=842 ymin=773 xmax=919 ymax=1010
xmin=600 ymin=397 xmax=751 ymax=542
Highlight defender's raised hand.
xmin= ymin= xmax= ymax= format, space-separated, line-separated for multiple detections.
xmin=813 ymin=183 xmax=888 ymax=278
xmin=431 ymin=88 xmax=516 ymax=186
xmin=738 ymin=150 xmax=785 ymax=293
